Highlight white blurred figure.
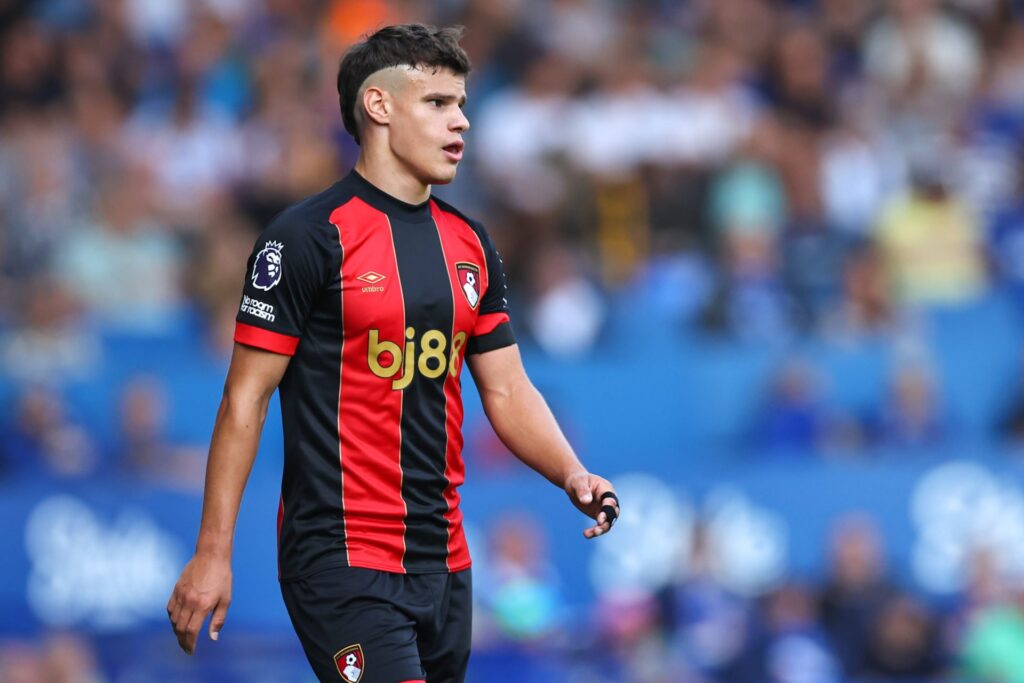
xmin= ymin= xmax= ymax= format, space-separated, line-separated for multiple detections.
xmin=124 ymin=0 xmax=189 ymax=46
xmin=474 ymin=53 xmax=575 ymax=213
xmin=527 ymin=244 xmax=605 ymax=357
xmin=531 ymin=0 xmax=618 ymax=68
xmin=122 ymin=82 xmax=242 ymax=220
xmin=763 ymin=584 xmax=841 ymax=683
xmin=655 ymin=41 xmax=757 ymax=168
xmin=819 ymin=122 xmax=891 ymax=238
xmin=565 ymin=58 xmax=663 ymax=179
xmin=863 ymin=0 xmax=982 ymax=110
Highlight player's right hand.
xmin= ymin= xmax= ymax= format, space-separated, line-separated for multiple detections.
xmin=167 ymin=553 xmax=232 ymax=655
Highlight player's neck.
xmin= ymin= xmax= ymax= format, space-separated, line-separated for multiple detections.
xmin=353 ymin=155 xmax=430 ymax=206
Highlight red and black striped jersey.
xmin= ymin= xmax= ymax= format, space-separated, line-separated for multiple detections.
xmin=234 ymin=171 xmax=514 ymax=578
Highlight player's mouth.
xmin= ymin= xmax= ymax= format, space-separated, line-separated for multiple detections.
xmin=443 ymin=141 xmax=464 ymax=162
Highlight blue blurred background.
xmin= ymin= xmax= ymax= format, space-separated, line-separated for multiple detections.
xmin=4 ymin=0 xmax=1024 ymax=681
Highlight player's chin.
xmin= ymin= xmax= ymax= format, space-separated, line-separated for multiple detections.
xmin=429 ymin=165 xmax=459 ymax=185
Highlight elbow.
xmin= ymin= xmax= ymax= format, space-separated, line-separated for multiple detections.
xmin=481 ymin=373 xmax=533 ymax=417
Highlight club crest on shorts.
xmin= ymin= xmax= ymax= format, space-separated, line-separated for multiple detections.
xmin=334 ymin=643 xmax=365 ymax=682
xmin=252 ymin=240 xmax=284 ymax=291
xmin=456 ymin=262 xmax=480 ymax=309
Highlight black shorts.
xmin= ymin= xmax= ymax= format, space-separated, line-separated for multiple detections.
xmin=280 ymin=566 xmax=472 ymax=683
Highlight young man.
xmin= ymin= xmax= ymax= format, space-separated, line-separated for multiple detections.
xmin=167 ymin=24 xmax=620 ymax=683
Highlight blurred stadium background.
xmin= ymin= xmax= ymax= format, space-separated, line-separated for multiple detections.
xmin=4 ymin=0 xmax=1024 ymax=681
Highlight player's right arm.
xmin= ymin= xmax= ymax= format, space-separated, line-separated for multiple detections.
xmin=167 ymin=343 xmax=290 ymax=655
xmin=168 ymin=208 xmax=331 ymax=654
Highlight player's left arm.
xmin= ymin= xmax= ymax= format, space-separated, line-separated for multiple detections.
xmin=467 ymin=344 xmax=619 ymax=538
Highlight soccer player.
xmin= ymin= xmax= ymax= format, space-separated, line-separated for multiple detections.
xmin=167 ymin=23 xmax=620 ymax=683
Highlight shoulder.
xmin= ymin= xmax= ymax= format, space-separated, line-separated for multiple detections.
xmin=263 ymin=182 xmax=355 ymax=249
xmin=430 ymin=195 xmax=492 ymax=242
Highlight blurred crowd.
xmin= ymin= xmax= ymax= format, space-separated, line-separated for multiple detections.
xmin=3 ymin=0 xmax=1024 ymax=474
xmin=471 ymin=512 xmax=1024 ymax=683
xmin=3 ymin=0 xmax=1024 ymax=468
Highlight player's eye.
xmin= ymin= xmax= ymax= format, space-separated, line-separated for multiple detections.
xmin=429 ymin=99 xmax=444 ymax=107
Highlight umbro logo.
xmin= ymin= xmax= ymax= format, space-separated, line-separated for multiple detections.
xmin=357 ymin=271 xmax=386 ymax=284
xmin=357 ymin=271 xmax=386 ymax=293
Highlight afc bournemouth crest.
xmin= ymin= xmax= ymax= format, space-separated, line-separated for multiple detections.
xmin=252 ymin=240 xmax=284 ymax=291
xmin=456 ymin=262 xmax=480 ymax=309
xmin=334 ymin=644 xmax=365 ymax=682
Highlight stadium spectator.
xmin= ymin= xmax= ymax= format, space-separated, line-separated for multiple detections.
xmin=0 ymin=277 xmax=98 ymax=383
xmin=702 ymin=120 xmax=793 ymax=339
xmin=862 ymin=594 xmax=946 ymax=679
xmin=1 ymin=386 xmax=96 ymax=479
xmin=474 ymin=52 xmax=576 ymax=215
xmin=53 ymin=169 xmax=183 ymax=331
xmin=749 ymin=357 xmax=856 ymax=455
xmin=987 ymin=148 xmax=1024 ymax=316
xmin=117 ymin=375 xmax=204 ymax=489
xmin=756 ymin=583 xmax=841 ymax=683
xmin=0 ymin=643 xmax=46 ymax=683
xmin=526 ymin=244 xmax=605 ymax=357
xmin=657 ymin=522 xmax=753 ymax=681
xmin=478 ymin=514 xmax=566 ymax=644
xmin=122 ymin=80 xmax=244 ymax=222
xmin=819 ymin=515 xmax=898 ymax=678
xmin=590 ymin=589 xmax=680 ymax=683
xmin=822 ymin=244 xmax=894 ymax=339
xmin=958 ymin=590 xmax=1024 ymax=682
xmin=42 ymin=632 xmax=106 ymax=683
xmin=874 ymin=154 xmax=988 ymax=307
xmin=863 ymin=0 xmax=983 ymax=115
xmin=873 ymin=359 xmax=949 ymax=450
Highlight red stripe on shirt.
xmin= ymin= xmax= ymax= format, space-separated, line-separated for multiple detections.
xmin=430 ymin=202 xmax=490 ymax=570
xmin=332 ymin=198 xmax=408 ymax=572
xmin=234 ymin=322 xmax=299 ymax=355
xmin=276 ymin=495 xmax=284 ymax=579
xmin=474 ymin=312 xmax=510 ymax=337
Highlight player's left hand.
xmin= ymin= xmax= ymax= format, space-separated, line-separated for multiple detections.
xmin=564 ymin=470 xmax=620 ymax=539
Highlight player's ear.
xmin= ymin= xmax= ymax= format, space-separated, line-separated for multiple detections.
xmin=362 ymin=86 xmax=391 ymax=127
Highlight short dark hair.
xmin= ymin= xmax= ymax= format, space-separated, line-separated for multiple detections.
xmin=337 ymin=24 xmax=471 ymax=144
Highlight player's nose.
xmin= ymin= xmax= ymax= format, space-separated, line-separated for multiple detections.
xmin=451 ymin=108 xmax=469 ymax=133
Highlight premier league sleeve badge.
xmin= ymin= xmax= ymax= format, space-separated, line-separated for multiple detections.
xmin=252 ymin=240 xmax=284 ymax=291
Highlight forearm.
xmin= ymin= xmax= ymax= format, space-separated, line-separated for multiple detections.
xmin=481 ymin=375 xmax=585 ymax=488
xmin=194 ymin=389 xmax=270 ymax=559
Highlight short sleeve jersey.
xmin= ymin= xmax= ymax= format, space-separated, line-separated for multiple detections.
xmin=235 ymin=171 xmax=514 ymax=578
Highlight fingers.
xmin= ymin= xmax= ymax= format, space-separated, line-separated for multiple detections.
xmin=168 ymin=591 xmax=191 ymax=652
xmin=598 ymin=491 xmax=620 ymax=527
xmin=169 ymin=586 xmax=217 ymax=655
xmin=173 ymin=604 xmax=198 ymax=654
xmin=565 ymin=473 xmax=619 ymax=538
xmin=209 ymin=599 xmax=230 ymax=642
xmin=584 ymin=485 xmax=620 ymax=539
xmin=181 ymin=602 xmax=210 ymax=654
xmin=167 ymin=593 xmax=183 ymax=628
